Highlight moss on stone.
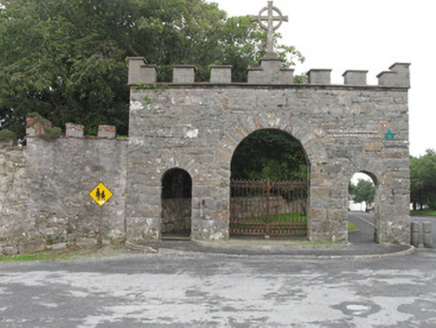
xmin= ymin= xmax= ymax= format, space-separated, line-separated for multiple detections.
xmin=38 ymin=127 xmax=62 ymax=141
xmin=27 ymin=112 xmax=51 ymax=124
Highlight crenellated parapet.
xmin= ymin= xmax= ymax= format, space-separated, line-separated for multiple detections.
xmin=377 ymin=63 xmax=411 ymax=88
xmin=127 ymin=57 xmax=410 ymax=88
xmin=26 ymin=115 xmax=117 ymax=140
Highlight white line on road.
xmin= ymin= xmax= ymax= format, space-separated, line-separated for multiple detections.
xmin=354 ymin=215 xmax=375 ymax=228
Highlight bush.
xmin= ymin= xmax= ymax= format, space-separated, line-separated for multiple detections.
xmin=38 ymin=127 xmax=62 ymax=141
xmin=0 ymin=129 xmax=17 ymax=141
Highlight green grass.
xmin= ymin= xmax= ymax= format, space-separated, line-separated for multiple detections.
xmin=0 ymin=250 xmax=73 ymax=262
xmin=410 ymin=209 xmax=436 ymax=216
xmin=348 ymin=222 xmax=360 ymax=232
xmin=0 ymin=246 xmax=124 ymax=263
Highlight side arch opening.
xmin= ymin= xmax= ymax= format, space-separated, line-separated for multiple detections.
xmin=161 ymin=168 xmax=192 ymax=238
xmin=348 ymin=171 xmax=378 ymax=243
xmin=229 ymin=128 xmax=309 ymax=239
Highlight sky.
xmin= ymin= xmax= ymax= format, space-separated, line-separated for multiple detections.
xmin=209 ymin=0 xmax=436 ymax=157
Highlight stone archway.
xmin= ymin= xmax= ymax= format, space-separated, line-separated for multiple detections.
xmin=348 ymin=171 xmax=379 ymax=243
xmin=229 ymin=128 xmax=309 ymax=238
xmin=161 ymin=168 xmax=192 ymax=238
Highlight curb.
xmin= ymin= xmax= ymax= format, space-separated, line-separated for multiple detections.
xmin=154 ymin=245 xmax=416 ymax=260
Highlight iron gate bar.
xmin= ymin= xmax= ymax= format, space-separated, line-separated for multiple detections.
xmin=230 ymin=179 xmax=308 ymax=237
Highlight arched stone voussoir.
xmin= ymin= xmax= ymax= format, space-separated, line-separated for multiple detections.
xmin=218 ymin=114 xmax=328 ymax=168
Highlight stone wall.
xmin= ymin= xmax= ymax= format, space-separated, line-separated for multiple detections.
xmin=0 ymin=136 xmax=127 ymax=255
xmin=126 ymin=61 xmax=410 ymax=244
xmin=0 ymin=60 xmax=412 ymax=253
xmin=161 ymin=198 xmax=191 ymax=234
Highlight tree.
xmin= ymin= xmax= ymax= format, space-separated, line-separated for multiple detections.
xmin=231 ymin=129 xmax=308 ymax=181
xmin=410 ymin=149 xmax=436 ymax=210
xmin=0 ymin=0 xmax=305 ymax=138
xmin=349 ymin=179 xmax=375 ymax=211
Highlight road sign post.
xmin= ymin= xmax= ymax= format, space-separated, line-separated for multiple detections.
xmin=89 ymin=183 xmax=113 ymax=247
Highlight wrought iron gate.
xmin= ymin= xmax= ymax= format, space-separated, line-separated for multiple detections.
xmin=230 ymin=179 xmax=308 ymax=237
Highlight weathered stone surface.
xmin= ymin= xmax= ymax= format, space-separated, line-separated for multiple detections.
xmin=127 ymin=73 xmax=410 ymax=245
xmin=0 ymin=61 xmax=411 ymax=251
xmin=161 ymin=199 xmax=191 ymax=234
xmin=49 ymin=242 xmax=67 ymax=250
xmin=3 ymin=246 xmax=18 ymax=255
xmin=0 ymin=137 xmax=128 ymax=253
xmin=18 ymin=240 xmax=46 ymax=254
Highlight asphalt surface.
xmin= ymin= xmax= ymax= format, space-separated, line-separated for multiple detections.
xmin=0 ymin=212 xmax=435 ymax=327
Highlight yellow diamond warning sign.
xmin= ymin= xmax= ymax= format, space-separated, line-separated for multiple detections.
xmin=89 ymin=183 xmax=113 ymax=207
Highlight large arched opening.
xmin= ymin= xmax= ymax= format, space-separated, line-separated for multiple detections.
xmin=161 ymin=168 xmax=192 ymax=239
xmin=347 ymin=171 xmax=378 ymax=243
xmin=229 ymin=128 xmax=309 ymax=239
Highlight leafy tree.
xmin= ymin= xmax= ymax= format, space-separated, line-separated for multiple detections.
xmin=410 ymin=149 xmax=436 ymax=210
xmin=0 ymin=0 xmax=305 ymax=138
xmin=349 ymin=179 xmax=375 ymax=211
xmin=231 ymin=129 xmax=308 ymax=182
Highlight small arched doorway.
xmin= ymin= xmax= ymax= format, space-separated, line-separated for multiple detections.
xmin=161 ymin=168 xmax=192 ymax=238
xmin=230 ymin=128 xmax=309 ymax=238
xmin=347 ymin=171 xmax=378 ymax=243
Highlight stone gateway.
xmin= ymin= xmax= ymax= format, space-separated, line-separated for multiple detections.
xmin=0 ymin=2 xmax=410 ymax=255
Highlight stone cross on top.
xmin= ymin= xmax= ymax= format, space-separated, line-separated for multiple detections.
xmin=251 ymin=1 xmax=288 ymax=60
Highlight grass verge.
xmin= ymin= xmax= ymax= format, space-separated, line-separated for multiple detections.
xmin=410 ymin=209 xmax=436 ymax=216
xmin=0 ymin=246 xmax=125 ymax=263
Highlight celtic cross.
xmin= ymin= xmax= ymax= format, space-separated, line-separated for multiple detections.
xmin=251 ymin=1 xmax=288 ymax=58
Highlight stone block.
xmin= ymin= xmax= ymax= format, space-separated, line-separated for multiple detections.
xmin=343 ymin=70 xmax=368 ymax=86
xmin=365 ymin=142 xmax=383 ymax=152
xmin=66 ymin=123 xmax=84 ymax=138
xmin=377 ymin=63 xmax=410 ymax=88
xmin=98 ymin=125 xmax=116 ymax=139
xmin=210 ymin=65 xmax=232 ymax=84
xmin=3 ymin=246 xmax=18 ymax=255
xmin=50 ymin=242 xmax=67 ymax=250
xmin=128 ymin=57 xmax=157 ymax=85
xmin=308 ymin=69 xmax=332 ymax=84
xmin=173 ymin=65 xmax=196 ymax=83
xmin=76 ymin=237 xmax=98 ymax=248
xmin=18 ymin=239 xmax=46 ymax=254
xmin=247 ymin=59 xmax=294 ymax=84
xmin=26 ymin=115 xmax=52 ymax=137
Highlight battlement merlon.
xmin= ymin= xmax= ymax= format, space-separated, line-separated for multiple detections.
xmin=377 ymin=63 xmax=411 ymax=88
xmin=127 ymin=57 xmax=410 ymax=88
xmin=127 ymin=57 xmax=158 ymax=85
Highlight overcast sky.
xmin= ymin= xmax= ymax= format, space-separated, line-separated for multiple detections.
xmin=209 ymin=0 xmax=435 ymax=157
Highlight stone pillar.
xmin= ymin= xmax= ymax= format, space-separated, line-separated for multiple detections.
xmin=173 ymin=65 xmax=196 ymax=83
xmin=247 ymin=59 xmax=294 ymax=84
xmin=411 ymin=222 xmax=419 ymax=248
xmin=210 ymin=65 xmax=232 ymax=84
xmin=423 ymin=222 xmax=433 ymax=248
xmin=65 ymin=123 xmax=84 ymax=138
xmin=343 ymin=70 xmax=368 ymax=86
xmin=375 ymin=170 xmax=411 ymax=244
xmin=98 ymin=125 xmax=116 ymax=139
xmin=308 ymin=69 xmax=332 ymax=84
xmin=127 ymin=57 xmax=158 ymax=85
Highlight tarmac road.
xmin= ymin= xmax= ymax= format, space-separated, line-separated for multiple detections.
xmin=0 ymin=213 xmax=435 ymax=327
xmin=349 ymin=211 xmax=436 ymax=247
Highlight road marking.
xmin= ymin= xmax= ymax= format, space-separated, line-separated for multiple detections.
xmin=354 ymin=215 xmax=375 ymax=228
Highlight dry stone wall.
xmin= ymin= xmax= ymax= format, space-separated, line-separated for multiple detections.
xmin=0 ymin=135 xmax=127 ymax=255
